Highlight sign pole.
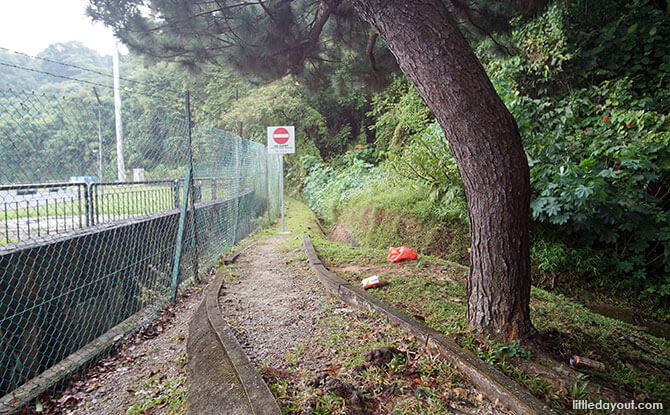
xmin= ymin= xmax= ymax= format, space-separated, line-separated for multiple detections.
xmin=267 ymin=125 xmax=294 ymax=235
xmin=280 ymin=154 xmax=285 ymax=233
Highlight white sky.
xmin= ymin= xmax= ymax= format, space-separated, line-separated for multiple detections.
xmin=0 ymin=0 xmax=118 ymax=56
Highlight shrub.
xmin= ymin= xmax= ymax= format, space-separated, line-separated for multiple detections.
xmin=300 ymin=150 xmax=375 ymax=224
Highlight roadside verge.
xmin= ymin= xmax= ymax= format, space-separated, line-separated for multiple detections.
xmin=303 ymin=234 xmax=554 ymax=415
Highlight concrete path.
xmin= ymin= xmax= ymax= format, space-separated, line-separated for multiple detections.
xmin=186 ymin=264 xmax=281 ymax=415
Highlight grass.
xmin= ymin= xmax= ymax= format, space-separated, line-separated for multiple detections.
xmin=265 ymin=295 xmax=488 ymax=414
xmin=278 ymin=197 xmax=669 ymax=414
xmin=175 ymin=350 xmax=187 ymax=368
xmin=245 ymin=196 xmax=324 ymax=251
xmin=221 ymin=198 xmax=502 ymax=414
xmin=320 ymin=239 xmax=669 ymax=413
xmin=126 ymin=374 xmax=188 ymax=415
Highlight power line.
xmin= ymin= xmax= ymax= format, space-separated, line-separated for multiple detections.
xmin=0 ymin=60 xmax=115 ymax=91
xmin=0 ymin=46 xmax=182 ymax=95
xmin=0 ymin=60 xmax=181 ymax=101
xmin=0 ymin=46 xmax=114 ymax=79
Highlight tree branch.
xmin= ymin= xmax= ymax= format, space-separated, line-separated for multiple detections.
xmin=366 ymin=28 xmax=378 ymax=77
xmin=290 ymin=0 xmax=339 ymax=74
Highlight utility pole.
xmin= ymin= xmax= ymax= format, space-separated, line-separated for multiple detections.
xmin=113 ymin=42 xmax=126 ymax=182
xmin=93 ymin=87 xmax=103 ymax=182
xmin=236 ymin=85 xmax=243 ymax=137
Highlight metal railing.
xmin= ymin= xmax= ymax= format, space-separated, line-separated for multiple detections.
xmin=0 ymin=178 xmax=249 ymax=246
xmin=1 ymin=182 xmax=89 ymax=245
xmin=86 ymin=180 xmax=180 ymax=227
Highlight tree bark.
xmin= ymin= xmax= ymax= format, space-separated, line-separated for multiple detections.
xmin=350 ymin=0 xmax=532 ymax=341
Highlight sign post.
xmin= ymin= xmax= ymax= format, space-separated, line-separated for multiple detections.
xmin=267 ymin=126 xmax=295 ymax=233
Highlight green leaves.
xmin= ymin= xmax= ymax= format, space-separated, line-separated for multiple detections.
xmin=300 ymin=154 xmax=375 ymax=224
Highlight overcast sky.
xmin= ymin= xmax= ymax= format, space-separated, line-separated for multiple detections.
xmin=0 ymin=0 xmax=118 ymax=56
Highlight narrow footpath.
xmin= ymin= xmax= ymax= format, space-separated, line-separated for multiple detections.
xmin=190 ymin=229 xmax=510 ymax=414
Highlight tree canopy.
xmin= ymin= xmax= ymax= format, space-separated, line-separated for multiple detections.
xmin=87 ymin=0 xmax=401 ymax=89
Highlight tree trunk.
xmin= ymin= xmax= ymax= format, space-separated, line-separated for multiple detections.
xmin=350 ymin=0 xmax=532 ymax=341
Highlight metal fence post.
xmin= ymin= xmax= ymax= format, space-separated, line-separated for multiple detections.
xmin=84 ymin=183 xmax=90 ymax=227
xmin=170 ymin=167 xmax=191 ymax=302
xmin=173 ymin=179 xmax=180 ymax=208
xmin=90 ymin=183 xmax=97 ymax=226
xmin=233 ymin=137 xmax=240 ymax=245
xmin=186 ymin=91 xmax=199 ymax=282
xmin=265 ymin=153 xmax=270 ymax=219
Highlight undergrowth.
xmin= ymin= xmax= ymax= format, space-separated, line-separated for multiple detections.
xmin=280 ymin=198 xmax=668 ymax=413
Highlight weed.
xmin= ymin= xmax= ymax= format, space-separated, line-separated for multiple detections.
xmin=173 ymin=331 xmax=185 ymax=342
xmin=306 ymin=207 xmax=670 ymax=411
xmin=126 ymin=375 xmax=188 ymax=415
xmin=175 ymin=350 xmax=187 ymax=367
xmin=569 ymin=380 xmax=590 ymax=401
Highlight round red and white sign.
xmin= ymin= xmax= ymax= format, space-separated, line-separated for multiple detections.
xmin=267 ymin=125 xmax=295 ymax=154
xmin=272 ymin=127 xmax=290 ymax=144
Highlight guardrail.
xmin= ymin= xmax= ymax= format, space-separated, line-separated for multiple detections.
xmin=0 ymin=178 xmax=242 ymax=246
xmin=0 ymin=182 xmax=89 ymax=245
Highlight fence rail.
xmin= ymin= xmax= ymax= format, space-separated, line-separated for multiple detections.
xmin=1 ymin=180 xmax=185 ymax=245
xmin=0 ymin=87 xmax=282 ymax=412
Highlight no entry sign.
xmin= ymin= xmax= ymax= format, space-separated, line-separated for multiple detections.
xmin=267 ymin=125 xmax=295 ymax=233
xmin=267 ymin=126 xmax=295 ymax=154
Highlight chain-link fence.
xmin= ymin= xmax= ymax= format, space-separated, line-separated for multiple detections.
xmin=0 ymin=87 xmax=281 ymax=412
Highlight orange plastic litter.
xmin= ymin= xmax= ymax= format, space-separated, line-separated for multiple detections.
xmin=387 ymin=246 xmax=418 ymax=262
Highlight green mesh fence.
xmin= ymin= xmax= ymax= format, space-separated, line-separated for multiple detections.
xmin=0 ymin=88 xmax=281 ymax=412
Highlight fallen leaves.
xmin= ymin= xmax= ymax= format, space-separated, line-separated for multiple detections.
xmin=452 ymin=387 xmax=468 ymax=399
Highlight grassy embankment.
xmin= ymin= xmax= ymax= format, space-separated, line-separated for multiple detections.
xmin=276 ymin=197 xmax=668 ymax=414
xmin=221 ymin=198 xmax=506 ymax=414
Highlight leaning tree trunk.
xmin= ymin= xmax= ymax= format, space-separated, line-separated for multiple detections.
xmin=350 ymin=0 xmax=532 ymax=341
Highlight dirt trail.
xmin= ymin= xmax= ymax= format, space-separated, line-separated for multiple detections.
xmin=19 ymin=232 xmax=508 ymax=414
xmin=219 ymin=234 xmax=509 ymax=414
xmin=219 ymin=235 xmax=327 ymax=370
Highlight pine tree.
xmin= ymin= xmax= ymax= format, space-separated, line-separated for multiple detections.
xmin=88 ymin=0 xmax=543 ymax=341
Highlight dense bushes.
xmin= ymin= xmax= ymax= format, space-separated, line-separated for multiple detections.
xmin=485 ymin=0 xmax=670 ymax=297
xmin=300 ymin=149 xmax=375 ymax=224
xmin=300 ymin=0 xmax=669 ymax=307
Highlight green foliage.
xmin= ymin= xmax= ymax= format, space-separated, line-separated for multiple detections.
xmin=387 ymin=122 xmax=467 ymax=225
xmin=493 ymin=74 xmax=670 ymax=295
xmin=197 ymin=68 xmax=258 ymax=125
xmin=565 ymin=0 xmax=670 ymax=104
xmin=220 ymin=77 xmax=324 ymax=163
xmin=0 ymin=42 xmax=112 ymax=91
xmin=307 ymin=88 xmax=373 ymax=159
xmin=87 ymin=0 xmax=398 ymax=87
xmin=300 ymin=151 xmax=374 ymax=224
xmin=0 ymin=88 xmax=114 ymax=183
xmin=477 ymin=0 xmax=670 ymax=299
xmin=367 ymin=76 xmax=433 ymax=152
xmin=126 ymin=374 xmax=188 ymax=415
xmin=315 ymin=235 xmax=670 ymax=410
xmin=341 ymin=179 xmax=469 ymax=263
xmin=482 ymin=3 xmax=573 ymax=96
xmin=482 ymin=0 xmax=670 ymax=103
xmin=530 ymin=236 xmax=607 ymax=282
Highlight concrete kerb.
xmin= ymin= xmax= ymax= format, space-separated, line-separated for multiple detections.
xmin=188 ymin=248 xmax=281 ymax=415
xmin=302 ymin=234 xmax=554 ymax=415
xmin=223 ymin=243 xmax=255 ymax=265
